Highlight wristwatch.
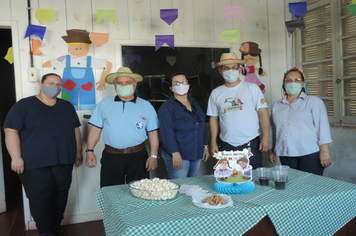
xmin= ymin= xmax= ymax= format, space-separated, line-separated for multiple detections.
xmin=150 ymin=154 xmax=159 ymax=159
xmin=85 ymin=149 xmax=94 ymax=153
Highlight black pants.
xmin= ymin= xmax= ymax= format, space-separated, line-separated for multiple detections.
xmin=100 ymin=148 xmax=149 ymax=188
xmin=219 ymin=137 xmax=263 ymax=169
xmin=18 ymin=164 xmax=73 ymax=234
xmin=280 ymin=151 xmax=324 ymax=176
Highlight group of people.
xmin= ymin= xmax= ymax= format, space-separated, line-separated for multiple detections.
xmin=3 ymin=51 xmax=332 ymax=236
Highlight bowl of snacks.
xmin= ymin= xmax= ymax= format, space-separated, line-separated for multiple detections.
xmin=128 ymin=178 xmax=180 ymax=200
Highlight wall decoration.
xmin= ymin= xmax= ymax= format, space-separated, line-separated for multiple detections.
xmin=30 ymin=39 xmax=42 ymax=55
xmin=4 ymin=47 xmax=13 ymax=64
xmin=97 ymin=10 xmax=116 ymax=24
xmin=35 ymin=9 xmax=54 ymax=24
xmin=155 ymin=35 xmax=174 ymax=51
xmin=285 ymin=19 xmax=306 ymax=37
xmin=220 ymin=29 xmax=240 ymax=45
xmin=223 ymin=6 xmax=244 ymax=21
xmin=24 ymin=24 xmax=46 ymax=40
xmin=166 ymin=56 xmax=176 ymax=66
xmin=160 ymin=9 xmax=178 ymax=25
xmin=89 ymin=32 xmax=109 ymax=47
xmin=289 ymin=2 xmax=307 ymax=19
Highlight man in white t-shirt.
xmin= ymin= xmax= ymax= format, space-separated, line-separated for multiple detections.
xmin=207 ymin=52 xmax=270 ymax=169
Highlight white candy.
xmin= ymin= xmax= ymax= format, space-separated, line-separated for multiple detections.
xmin=129 ymin=178 xmax=179 ymax=200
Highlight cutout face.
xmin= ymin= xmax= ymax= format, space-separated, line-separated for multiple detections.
xmin=243 ymin=54 xmax=259 ymax=66
xmin=68 ymin=43 xmax=89 ymax=57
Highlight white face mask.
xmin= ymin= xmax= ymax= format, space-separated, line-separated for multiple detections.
xmin=222 ymin=70 xmax=240 ymax=83
xmin=116 ymin=84 xmax=134 ymax=97
xmin=172 ymin=84 xmax=189 ymax=96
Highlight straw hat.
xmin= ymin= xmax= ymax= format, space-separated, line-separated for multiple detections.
xmin=105 ymin=67 xmax=143 ymax=84
xmin=215 ymin=52 xmax=246 ymax=67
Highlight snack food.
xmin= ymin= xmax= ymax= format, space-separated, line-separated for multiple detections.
xmin=128 ymin=178 xmax=179 ymax=200
xmin=203 ymin=195 xmax=226 ymax=206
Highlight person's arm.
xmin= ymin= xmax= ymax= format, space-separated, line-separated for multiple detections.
xmin=96 ymin=61 xmax=113 ymax=91
xmin=4 ymin=128 xmax=24 ymax=174
xmin=146 ymin=130 xmax=158 ymax=171
xmin=75 ymin=127 xmax=83 ymax=167
xmin=209 ymin=116 xmax=220 ymax=156
xmin=257 ymin=107 xmax=270 ymax=152
xmin=86 ymin=126 xmax=102 ymax=167
xmin=319 ymin=144 xmax=331 ymax=168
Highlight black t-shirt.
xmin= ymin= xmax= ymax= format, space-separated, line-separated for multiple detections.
xmin=3 ymin=96 xmax=81 ymax=169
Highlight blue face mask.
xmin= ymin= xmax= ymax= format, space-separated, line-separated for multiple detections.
xmin=116 ymin=84 xmax=134 ymax=97
xmin=284 ymin=83 xmax=302 ymax=95
xmin=222 ymin=70 xmax=240 ymax=83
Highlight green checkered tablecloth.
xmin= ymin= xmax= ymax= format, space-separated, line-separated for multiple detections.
xmin=97 ymin=169 xmax=356 ymax=236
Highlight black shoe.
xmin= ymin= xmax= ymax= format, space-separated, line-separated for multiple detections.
xmin=54 ymin=230 xmax=65 ymax=236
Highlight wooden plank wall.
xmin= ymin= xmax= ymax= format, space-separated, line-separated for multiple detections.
xmin=0 ymin=0 xmax=287 ymax=228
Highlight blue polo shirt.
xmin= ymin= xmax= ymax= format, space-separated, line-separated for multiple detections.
xmin=89 ymin=95 xmax=159 ymax=149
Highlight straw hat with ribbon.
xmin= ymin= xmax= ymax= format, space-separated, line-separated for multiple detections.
xmin=105 ymin=67 xmax=143 ymax=84
xmin=215 ymin=52 xmax=246 ymax=67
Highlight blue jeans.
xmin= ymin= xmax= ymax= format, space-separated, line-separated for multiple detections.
xmin=161 ymin=149 xmax=201 ymax=179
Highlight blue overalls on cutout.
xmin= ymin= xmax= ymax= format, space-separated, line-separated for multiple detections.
xmin=61 ymin=55 xmax=96 ymax=110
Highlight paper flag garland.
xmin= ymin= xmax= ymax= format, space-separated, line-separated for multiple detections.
xmin=4 ymin=47 xmax=13 ymax=64
xmin=36 ymin=9 xmax=54 ymax=24
xmin=348 ymin=4 xmax=356 ymax=16
xmin=160 ymin=9 xmax=178 ymax=25
xmin=155 ymin=35 xmax=174 ymax=51
xmin=166 ymin=56 xmax=176 ymax=66
xmin=97 ymin=10 xmax=116 ymax=24
xmin=289 ymin=2 xmax=307 ymax=19
xmin=285 ymin=19 xmax=306 ymax=37
xmin=90 ymin=32 xmax=109 ymax=47
xmin=223 ymin=6 xmax=244 ymax=21
xmin=29 ymin=39 xmax=42 ymax=55
xmin=24 ymin=24 xmax=46 ymax=40
xmin=220 ymin=29 xmax=240 ymax=45
xmin=129 ymin=54 xmax=142 ymax=65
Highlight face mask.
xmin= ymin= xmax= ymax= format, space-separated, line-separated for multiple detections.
xmin=42 ymin=85 xmax=61 ymax=98
xmin=284 ymin=82 xmax=302 ymax=95
xmin=222 ymin=70 xmax=239 ymax=83
xmin=116 ymin=84 xmax=134 ymax=97
xmin=172 ymin=84 xmax=189 ymax=96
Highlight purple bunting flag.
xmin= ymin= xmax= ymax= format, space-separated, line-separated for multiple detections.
xmin=289 ymin=2 xmax=307 ymax=19
xmin=24 ymin=24 xmax=47 ymax=40
xmin=285 ymin=19 xmax=306 ymax=37
xmin=160 ymin=9 xmax=178 ymax=25
xmin=129 ymin=54 xmax=142 ymax=65
xmin=155 ymin=35 xmax=174 ymax=51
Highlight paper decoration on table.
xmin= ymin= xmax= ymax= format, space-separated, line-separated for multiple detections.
xmin=155 ymin=35 xmax=174 ymax=51
xmin=220 ymin=29 xmax=240 ymax=45
xmin=191 ymin=193 xmax=233 ymax=209
xmin=24 ymin=24 xmax=46 ymax=40
xmin=4 ymin=47 xmax=13 ymax=64
xmin=348 ymin=4 xmax=356 ymax=16
xmin=289 ymin=2 xmax=307 ymax=19
xmin=128 ymin=54 xmax=141 ymax=65
xmin=223 ymin=6 xmax=244 ymax=21
xmin=179 ymin=185 xmax=209 ymax=196
xmin=36 ymin=9 xmax=54 ymax=24
xmin=97 ymin=10 xmax=116 ymax=24
xmin=285 ymin=19 xmax=306 ymax=37
xmin=160 ymin=9 xmax=178 ymax=25
xmin=29 ymin=39 xmax=42 ymax=55
xmin=239 ymin=42 xmax=267 ymax=93
xmin=166 ymin=56 xmax=176 ymax=66
xmin=90 ymin=32 xmax=109 ymax=47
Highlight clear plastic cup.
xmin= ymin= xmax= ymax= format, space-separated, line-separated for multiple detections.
xmin=272 ymin=169 xmax=288 ymax=190
xmin=256 ymin=167 xmax=271 ymax=186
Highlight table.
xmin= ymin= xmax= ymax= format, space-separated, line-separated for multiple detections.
xmin=97 ymin=169 xmax=356 ymax=236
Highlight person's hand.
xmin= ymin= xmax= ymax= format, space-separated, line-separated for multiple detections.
xmin=259 ymin=136 xmax=270 ymax=153
xmin=268 ymin=149 xmax=276 ymax=164
xmin=146 ymin=157 xmax=158 ymax=171
xmin=12 ymin=157 xmax=24 ymax=174
xmin=320 ymin=151 xmax=331 ymax=168
xmin=261 ymin=71 xmax=267 ymax=76
xmin=210 ymin=142 xmax=219 ymax=157
xmin=76 ymin=153 xmax=83 ymax=167
xmin=86 ymin=152 xmax=97 ymax=168
xmin=172 ymin=152 xmax=183 ymax=170
xmin=202 ymin=148 xmax=210 ymax=162
xmin=96 ymin=80 xmax=106 ymax=91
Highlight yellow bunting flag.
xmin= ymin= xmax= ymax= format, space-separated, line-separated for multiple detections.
xmin=220 ymin=29 xmax=240 ymax=45
xmin=97 ymin=10 xmax=116 ymax=24
xmin=36 ymin=9 xmax=54 ymax=24
xmin=4 ymin=47 xmax=13 ymax=64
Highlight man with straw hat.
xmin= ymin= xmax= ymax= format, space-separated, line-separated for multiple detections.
xmin=207 ymin=52 xmax=270 ymax=169
xmin=85 ymin=67 xmax=159 ymax=187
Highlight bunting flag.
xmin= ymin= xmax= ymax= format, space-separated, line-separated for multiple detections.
xmin=160 ymin=9 xmax=178 ymax=25
xmin=4 ymin=47 xmax=13 ymax=64
xmin=155 ymin=35 xmax=174 ymax=51
xmin=129 ymin=54 xmax=142 ymax=65
xmin=97 ymin=10 xmax=116 ymax=24
xmin=289 ymin=2 xmax=307 ymax=19
xmin=348 ymin=4 xmax=356 ymax=16
xmin=90 ymin=32 xmax=109 ymax=47
xmin=285 ymin=19 xmax=306 ymax=37
xmin=29 ymin=39 xmax=42 ymax=55
xmin=166 ymin=56 xmax=176 ymax=66
xmin=36 ymin=9 xmax=54 ymax=24
xmin=24 ymin=24 xmax=46 ymax=40
xmin=220 ymin=29 xmax=240 ymax=45
xmin=223 ymin=6 xmax=244 ymax=21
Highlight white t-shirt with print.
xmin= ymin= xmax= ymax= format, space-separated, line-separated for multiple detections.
xmin=207 ymin=81 xmax=268 ymax=146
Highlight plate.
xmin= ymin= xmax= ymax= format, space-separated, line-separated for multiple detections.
xmin=191 ymin=193 xmax=233 ymax=209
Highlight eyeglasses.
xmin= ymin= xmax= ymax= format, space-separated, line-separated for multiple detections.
xmin=172 ymin=80 xmax=188 ymax=86
xmin=221 ymin=66 xmax=240 ymax=72
xmin=285 ymin=78 xmax=303 ymax=83
xmin=43 ymin=82 xmax=62 ymax=88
